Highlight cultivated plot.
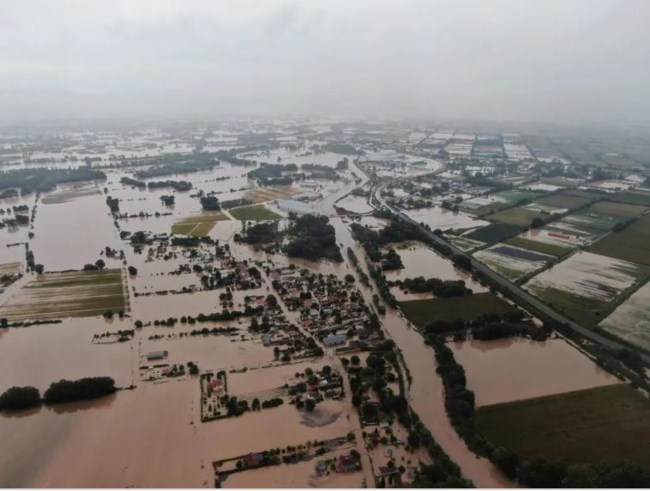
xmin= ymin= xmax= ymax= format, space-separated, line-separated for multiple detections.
xmin=473 ymin=244 xmax=553 ymax=281
xmin=399 ymin=292 xmax=515 ymax=327
xmin=476 ymin=384 xmax=650 ymax=466
xmin=523 ymin=251 xmax=644 ymax=322
xmin=171 ymin=211 xmax=229 ymax=237
xmin=0 ymin=269 xmax=127 ymax=321
xmin=229 ymin=205 xmax=281 ymax=222
xmin=589 ymin=212 xmax=650 ymax=265
xmin=599 ymin=280 xmax=650 ymax=351
xmin=245 ymin=186 xmax=298 ymax=204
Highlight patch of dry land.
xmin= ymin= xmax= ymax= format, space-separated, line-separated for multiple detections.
xmin=0 ymin=269 xmax=127 ymax=321
xmin=171 ymin=211 xmax=229 ymax=237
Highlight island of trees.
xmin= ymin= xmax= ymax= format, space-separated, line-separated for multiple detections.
xmin=0 ymin=376 xmax=117 ymax=412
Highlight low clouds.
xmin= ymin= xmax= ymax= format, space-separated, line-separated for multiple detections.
xmin=0 ymin=0 xmax=648 ymax=124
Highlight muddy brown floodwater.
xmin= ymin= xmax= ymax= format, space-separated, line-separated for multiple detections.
xmin=331 ymin=215 xmax=515 ymax=487
xmin=451 ymin=337 xmax=620 ymax=407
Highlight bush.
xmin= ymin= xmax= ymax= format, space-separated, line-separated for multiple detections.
xmin=43 ymin=377 xmax=116 ymax=404
xmin=0 ymin=386 xmax=41 ymax=411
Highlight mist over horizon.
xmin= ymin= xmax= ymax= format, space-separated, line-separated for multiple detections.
xmin=2 ymin=0 xmax=649 ymax=126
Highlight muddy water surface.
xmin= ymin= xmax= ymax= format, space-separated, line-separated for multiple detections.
xmin=451 ymin=338 xmax=620 ymax=407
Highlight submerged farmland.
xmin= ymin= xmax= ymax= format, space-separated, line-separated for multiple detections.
xmin=523 ymin=251 xmax=645 ymax=323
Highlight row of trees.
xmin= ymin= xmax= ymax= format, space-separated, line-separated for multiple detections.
xmin=428 ymin=333 xmax=650 ymax=487
xmin=0 ymin=376 xmax=116 ymax=411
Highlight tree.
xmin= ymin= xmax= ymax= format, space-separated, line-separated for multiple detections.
xmin=95 ymin=259 xmax=106 ymax=270
xmin=127 ymin=265 xmax=138 ymax=276
xmin=305 ymin=399 xmax=316 ymax=412
xmin=350 ymin=355 xmax=361 ymax=365
xmin=265 ymin=294 xmax=278 ymax=307
xmin=530 ymin=217 xmax=544 ymax=229
xmin=518 ymin=459 xmax=567 ymax=487
xmin=344 ymin=273 xmax=355 ymax=283
xmin=0 ymin=386 xmax=41 ymax=411
xmin=34 ymin=264 xmax=44 ymax=275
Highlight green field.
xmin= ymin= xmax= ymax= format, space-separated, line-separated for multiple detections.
xmin=476 ymin=384 xmax=650 ymax=466
xmin=171 ymin=211 xmax=229 ymax=237
xmin=608 ymin=189 xmax=650 ymax=207
xmin=506 ymin=236 xmax=573 ymax=258
xmin=470 ymin=190 xmax=541 ymax=216
xmin=464 ymin=223 xmax=523 ymax=244
xmin=0 ymin=269 xmax=127 ymax=321
xmin=229 ymin=204 xmax=281 ymax=221
xmin=588 ymin=200 xmax=648 ymax=219
xmin=534 ymin=193 xmax=593 ymax=210
xmin=485 ymin=206 xmax=547 ymax=227
xmin=589 ymin=213 xmax=650 ymax=265
xmin=399 ymin=292 xmax=516 ymax=326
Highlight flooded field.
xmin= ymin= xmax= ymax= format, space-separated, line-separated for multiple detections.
xmin=335 ymin=195 xmax=373 ymax=214
xmin=599 ymin=280 xmax=650 ymax=351
xmin=473 ymin=243 xmax=553 ymax=281
xmin=450 ymin=338 xmax=620 ymax=407
xmin=384 ymin=241 xmax=487 ymax=293
xmin=0 ymin=269 xmax=128 ymax=321
xmin=405 ymin=206 xmax=488 ymax=231
xmin=524 ymin=251 xmax=645 ymax=321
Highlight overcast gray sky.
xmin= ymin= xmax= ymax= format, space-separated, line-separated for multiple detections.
xmin=1 ymin=0 xmax=649 ymax=124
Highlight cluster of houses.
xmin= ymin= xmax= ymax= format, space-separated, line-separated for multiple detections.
xmin=270 ymin=267 xmax=380 ymax=352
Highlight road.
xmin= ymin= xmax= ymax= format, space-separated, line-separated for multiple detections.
xmin=372 ymin=181 xmax=650 ymax=365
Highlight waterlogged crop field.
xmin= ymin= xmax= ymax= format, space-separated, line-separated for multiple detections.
xmin=476 ymin=384 xmax=650 ymax=466
xmin=462 ymin=190 xmax=541 ymax=215
xmin=524 ymin=251 xmax=645 ymax=323
xmin=446 ymin=234 xmax=484 ymax=252
xmin=599 ymin=280 xmax=650 ymax=351
xmin=508 ymin=201 xmax=648 ymax=254
xmin=0 ymin=269 xmax=128 ymax=321
xmin=473 ymin=244 xmax=553 ymax=281
xmin=589 ymin=212 xmax=650 ymax=265
xmin=228 ymin=204 xmax=281 ymax=221
xmin=399 ymin=292 xmax=515 ymax=326
xmin=245 ymin=186 xmax=298 ymax=203
xmin=171 ymin=211 xmax=229 ymax=237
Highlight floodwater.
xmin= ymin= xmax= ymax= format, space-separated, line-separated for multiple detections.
xmin=0 ymin=317 xmax=134 ymax=393
xmin=31 ymin=191 xmax=122 ymax=272
xmin=405 ymin=206 xmax=489 ymax=232
xmin=450 ymin=338 xmax=620 ymax=407
xmin=600 ymin=281 xmax=650 ymax=351
xmin=380 ymin=310 xmax=514 ymax=488
xmin=0 ymin=373 xmax=354 ymax=487
xmin=223 ymin=448 xmax=364 ymax=488
xmin=384 ymin=241 xmax=487 ymax=293
xmin=525 ymin=251 xmax=641 ymax=304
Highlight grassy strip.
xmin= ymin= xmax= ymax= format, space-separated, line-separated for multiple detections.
xmin=229 ymin=204 xmax=281 ymax=221
xmin=476 ymin=384 xmax=650 ymax=466
xmin=506 ymin=237 xmax=573 ymax=258
xmin=399 ymin=292 xmax=516 ymax=327
xmin=589 ymin=213 xmax=650 ymax=265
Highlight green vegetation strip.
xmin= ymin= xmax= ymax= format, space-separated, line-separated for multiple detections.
xmin=476 ymin=384 xmax=650 ymax=466
xmin=399 ymin=292 xmax=516 ymax=327
xmin=229 ymin=204 xmax=281 ymax=221
xmin=506 ymin=237 xmax=573 ymax=257
xmin=589 ymin=213 xmax=650 ymax=265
